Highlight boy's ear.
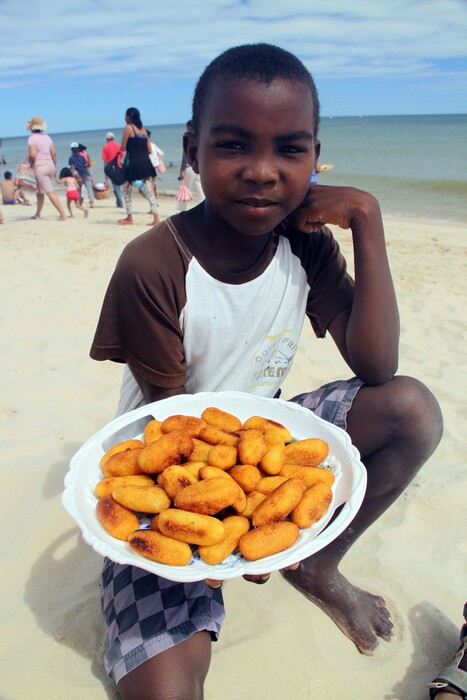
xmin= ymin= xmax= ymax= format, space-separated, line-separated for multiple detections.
xmin=314 ymin=139 xmax=321 ymax=162
xmin=183 ymin=131 xmax=199 ymax=174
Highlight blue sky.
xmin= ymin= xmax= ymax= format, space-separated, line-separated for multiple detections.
xmin=2 ymin=0 xmax=466 ymax=138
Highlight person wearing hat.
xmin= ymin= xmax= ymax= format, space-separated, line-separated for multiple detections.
xmin=102 ymin=132 xmax=124 ymax=208
xmin=68 ymin=142 xmax=95 ymax=208
xmin=26 ymin=116 xmax=66 ymax=220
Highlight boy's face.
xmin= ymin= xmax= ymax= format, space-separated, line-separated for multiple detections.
xmin=186 ymin=78 xmax=319 ymax=236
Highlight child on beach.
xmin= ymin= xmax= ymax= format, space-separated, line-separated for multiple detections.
xmin=90 ymin=43 xmax=443 ymax=698
xmin=57 ymin=167 xmax=88 ymax=218
xmin=1 ymin=171 xmax=18 ymax=205
xmin=1 ymin=171 xmax=31 ymax=205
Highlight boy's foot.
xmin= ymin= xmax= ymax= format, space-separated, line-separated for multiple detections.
xmin=59 ymin=216 xmax=67 ymax=221
xmin=282 ymin=565 xmax=394 ymax=655
xmin=31 ymin=215 xmax=41 ymax=220
xmin=68 ymin=214 xmax=74 ymax=218
xmin=118 ymin=218 xmax=133 ymax=225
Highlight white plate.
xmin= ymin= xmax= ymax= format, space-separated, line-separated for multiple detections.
xmin=62 ymin=391 xmax=366 ymax=581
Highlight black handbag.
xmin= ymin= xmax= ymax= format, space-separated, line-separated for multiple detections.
xmin=104 ymin=152 xmax=128 ymax=185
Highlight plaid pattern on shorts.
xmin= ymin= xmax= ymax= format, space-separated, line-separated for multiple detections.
xmin=101 ymin=376 xmax=363 ymax=683
xmin=289 ymin=376 xmax=363 ymax=430
xmin=101 ymin=559 xmax=225 ymax=683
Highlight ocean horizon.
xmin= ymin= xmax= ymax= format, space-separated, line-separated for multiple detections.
xmin=2 ymin=114 xmax=466 ymax=224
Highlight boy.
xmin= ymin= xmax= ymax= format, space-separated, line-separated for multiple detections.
xmin=1 ymin=171 xmax=30 ymax=205
xmin=90 ymin=44 xmax=442 ymax=698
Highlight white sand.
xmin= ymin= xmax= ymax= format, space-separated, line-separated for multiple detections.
xmin=1 ymin=195 xmax=465 ymax=699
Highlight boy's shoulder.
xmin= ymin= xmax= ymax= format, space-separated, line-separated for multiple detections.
xmin=118 ymin=216 xmax=191 ymax=274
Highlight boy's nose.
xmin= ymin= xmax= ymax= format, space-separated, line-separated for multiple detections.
xmin=241 ymin=157 xmax=278 ymax=186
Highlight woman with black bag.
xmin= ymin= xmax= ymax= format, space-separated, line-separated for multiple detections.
xmin=118 ymin=107 xmax=159 ymax=226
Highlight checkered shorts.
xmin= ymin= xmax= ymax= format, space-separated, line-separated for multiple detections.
xmin=101 ymin=376 xmax=363 ymax=683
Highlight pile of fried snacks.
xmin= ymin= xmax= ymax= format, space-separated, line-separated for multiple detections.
xmin=95 ymin=408 xmax=334 ymax=567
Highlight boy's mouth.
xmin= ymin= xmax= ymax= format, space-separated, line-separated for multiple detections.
xmin=236 ymin=197 xmax=277 ymax=209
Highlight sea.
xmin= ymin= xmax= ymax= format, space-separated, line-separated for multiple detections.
xmin=1 ymin=114 xmax=466 ymax=223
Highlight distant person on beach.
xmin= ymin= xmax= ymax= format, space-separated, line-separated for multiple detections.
xmin=57 ymin=167 xmax=88 ymax=218
xmin=1 ymin=171 xmax=31 ymax=205
xmin=26 ymin=116 xmax=66 ymax=220
xmin=1 ymin=172 xmax=16 ymax=204
xmin=69 ymin=142 xmax=95 ymax=209
xmin=101 ymin=132 xmax=124 ymax=208
xmin=177 ymin=119 xmax=204 ymax=211
xmin=78 ymin=144 xmax=91 ymax=167
xmin=131 ymin=130 xmax=161 ymax=207
xmin=90 ymin=44 xmax=442 ymax=698
xmin=146 ymin=129 xmax=164 ymax=201
xmin=118 ymin=107 xmax=158 ymax=226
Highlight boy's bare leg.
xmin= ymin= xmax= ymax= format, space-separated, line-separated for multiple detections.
xmin=117 ymin=631 xmax=212 ymax=700
xmin=283 ymin=375 xmax=443 ymax=654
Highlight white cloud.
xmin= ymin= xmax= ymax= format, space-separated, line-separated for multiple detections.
xmin=1 ymin=0 xmax=466 ymax=87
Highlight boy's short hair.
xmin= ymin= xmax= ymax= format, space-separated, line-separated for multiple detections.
xmin=4 ymin=171 xmax=12 ymax=180
xmin=192 ymin=43 xmax=320 ymax=137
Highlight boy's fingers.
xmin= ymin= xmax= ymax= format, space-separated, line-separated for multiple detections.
xmin=284 ymin=562 xmax=300 ymax=571
xmin=243 ymin=573 xmax=271 ymax=584
xmin=289 ymin=212 xmax=324 ymax=233
xmin=205 ymin=579 xmax=223 ymax=589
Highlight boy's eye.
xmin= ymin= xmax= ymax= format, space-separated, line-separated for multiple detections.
xmin=216 ymin=141 xmax=244 ymax=150
xmin=280 ymin=145 xmax=307 ymax=154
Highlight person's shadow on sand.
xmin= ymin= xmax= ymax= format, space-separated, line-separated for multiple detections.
xmin=387 ymin=601 xmax=460 ymax=699
xmin=25 ymin=527 xmax=118 ymax=699
xmin=25 ymin=443 xmax=119 ymax=699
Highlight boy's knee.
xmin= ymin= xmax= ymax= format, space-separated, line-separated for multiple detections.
xmin=388 ymin=375 xmax=443 ymax=449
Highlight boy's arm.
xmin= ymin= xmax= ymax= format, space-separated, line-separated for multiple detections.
xmin=291 ymin=186 xmax=399 ymax=386
xmin=130 ymin=366 xmax=185 ymax=404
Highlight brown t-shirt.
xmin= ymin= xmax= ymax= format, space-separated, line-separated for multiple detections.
xmin=90 ymin=215 xmax=354 ymax=393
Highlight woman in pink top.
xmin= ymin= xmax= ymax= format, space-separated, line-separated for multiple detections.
xmin=26 ymin=116 xmax=66 ymax=220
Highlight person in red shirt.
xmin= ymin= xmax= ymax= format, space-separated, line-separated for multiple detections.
xmin=102 ymin=132 xmax=124 ymax=208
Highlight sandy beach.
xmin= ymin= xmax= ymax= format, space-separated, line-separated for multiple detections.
xmin=1 ymin=193 xmax=465 ymax=699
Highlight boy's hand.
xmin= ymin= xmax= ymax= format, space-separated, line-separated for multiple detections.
xmin=243 ymin=561 xmax=300 ymax=585
xmin=205 ymin=579 xmax=223 ymax=589
xmin=204 ymin=563 xmax=300 ymax=588
xmin=288 ymin=184 xmax=379 ymax=232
